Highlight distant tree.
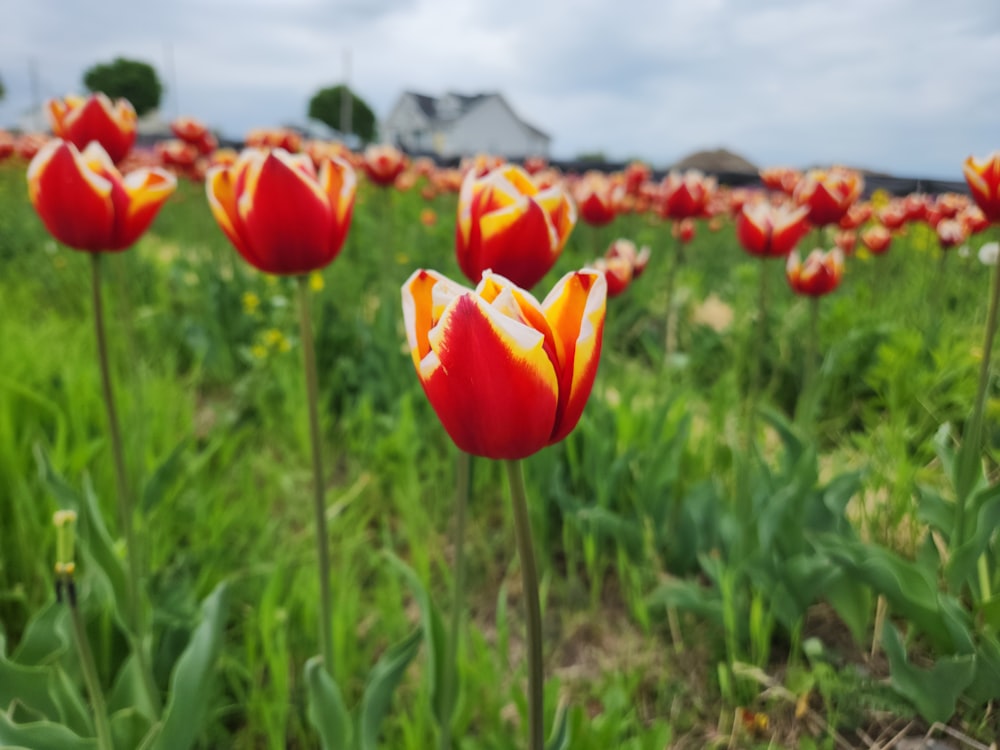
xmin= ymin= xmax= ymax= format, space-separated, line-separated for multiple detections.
xmin=0 ymin=74 xmax=5 ymax=102
xmin=576 ymin=151 xmax=608 ymax=163
xmin=308 ymin=85 xmax=376 ymax=144
xmin=83 ymin=57 xmax=162 ymax=116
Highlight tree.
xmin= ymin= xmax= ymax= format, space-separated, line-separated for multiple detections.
xmin=0 ymin=74 xmax=5 ymax=102
xmin=308 ymin=85 xmax=376 ymax=144
xmin=83 ymin=57 xmax=162 ymax=116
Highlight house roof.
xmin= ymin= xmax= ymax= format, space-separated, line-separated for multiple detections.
xmin=402 ymin=90 xmax=548 ymax=140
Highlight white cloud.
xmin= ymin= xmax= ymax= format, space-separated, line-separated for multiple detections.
xmin=0 ymin=0 xmax=997 ymax=178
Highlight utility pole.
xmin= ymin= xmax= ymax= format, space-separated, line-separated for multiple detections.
xmin=339 ymin=49 xmax=352 ymax=140
xmin=165 ymin=41 xmax=179 ymax=118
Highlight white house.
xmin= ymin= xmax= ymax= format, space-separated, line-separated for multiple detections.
xmin=381 ymin=91 xmax=550 ymax=159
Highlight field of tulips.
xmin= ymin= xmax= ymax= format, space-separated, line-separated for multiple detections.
xmin=2 ymin=94 xmax=1000 ymax=750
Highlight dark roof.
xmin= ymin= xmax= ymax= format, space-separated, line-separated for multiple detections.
xmin=401 ymin=91 xmax=546 ymax=138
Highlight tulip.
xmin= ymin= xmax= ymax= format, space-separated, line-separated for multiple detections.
xmin=961 ymin=205 xmax=990 ymax=236
xmin=245 ymin=127 xmax=302 ymax=153
xmin=963 ymin=152 xmax=1000 ymax=222
xmin=673 ymin=217 xmax=696 ymax=244
xmin=362 ymin=144 xmax=408 ymax=187
xmin=735 ymin=200 xmax=811 ymax=258
xmin=878 ymin=201 xmax=908 ymax=230
xmin=574 ymin=171 xmax=619 ymax=226
xmin=593 ymin=239 xmax=650 ymax=297
xmin=623 ymin=161 xmax=652 ymax=197
xmin=206 ymin=148 xmax=356 ymax=275
xmin=456 ymin=164 xmax=576 ymax=289
xmin=786 ymin=248 xmax=845 ymax=297
xmin=936 ymin=218 xmax=968 ymax=250
xmin=839 ymin=203 xmax=872 ymax=230
xmin=793 ymin=167 xmax=864 ymax=226
xmin=402 ymin=268 xmax=606 ymax=459
xmin=170 ymin=116 xmax=217 ymax=154
xmin=48 ymin=93 xmax=137 ymax=164
xmin=659 ymin=170 xmax=716 ymax=220
xmin=759 ymin=166 xmax=801 ymax=195
xmin=860 ymin=225 xmax=892 ymax=254
xmin=834 ymin=230 xmax=857 ymax=255
xmin=27 ymin=140 xmax=176 ymax=252
xmin=0 ymin=130 xmax=13 ymax=161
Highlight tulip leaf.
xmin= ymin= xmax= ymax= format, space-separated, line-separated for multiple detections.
xmin=383 ymin=552 xmax=455 ymax=728
xmin=359 ymin=628 xmax=422 ymax=750
xmin=0 ymin=713 xmax=96 ymax=750
xmin=305 ymin=656 xmax=353 ymax=750
xmin=882 ymin=624 xmax=975 ymax=723
xmin=151 ymin=582 xmax=229 ymax=750
xmin=545 ymin=700 xmax=571 ymax=750
xmin=141 ymin=439 xmax=188 ymax=513
xmin=947 ymin=483 xmax=1000 ymax=591
xmin=12 ymin=600 xmax=70 ymax=667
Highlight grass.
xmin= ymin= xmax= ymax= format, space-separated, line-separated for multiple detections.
xmin=1 ymin=158 xmax=999 ymax=748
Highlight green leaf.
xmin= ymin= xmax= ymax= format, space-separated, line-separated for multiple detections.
xmin=151 ymin=582 xmax=229 ymax=750
xmin=305 ymin=656 xmax=353 ymax=750
xmin=359 ymin=628 xmax=422 ymax=750
xmin=383 ymin=552 xmax=455 ymax=728
xmin=947 ymin=483 xmax=1000 ymax=590
xmin=823 ymin=574 xmax=872 ymax=646
xmin=0 ymin=712 xmax=96 ymax=750
xmin=12 ymin=601 xmax=71 ymax=666
xmin=110 ymin=706 xmax=154 ymax=750
xmin=882 ymin=624 xmax=975 ymax=723
xmin=141 ymin=439 xmax=188 ymax=514
xmin=545 ymin=700 xmax=571 ymax=750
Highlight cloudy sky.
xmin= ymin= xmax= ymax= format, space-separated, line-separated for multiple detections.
xmin=1 ymin=0 xmax=998 ymax=179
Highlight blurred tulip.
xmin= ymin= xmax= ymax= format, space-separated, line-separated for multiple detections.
xmin=623 ymin=161 xmax=651 ymax=196
xmin=28 ymin=139 xmax=176 ymax=252
xmin=209 ymin=147 xmax=239 ymax=169
xmin=402 ymin=268 xmax=606 ymax=459
xmin=157 ymin=139 xmax=199 ymax=169
xmin=903 ymin=193 xmax=931 ymax=223
xmin=659 ymin=170 xmax=716 ymax=220
xmin=574 ymin=171 xmax=619 ymax=226
xmin=420 ymin=208 xmax=437 ymax=227
xmin=735 ymin=200 xmax=811 ymax=257
xmin=964 ymin=152 xmax=1000 ymax=222
xmin=461 ymin=153 xmax=505 ymax=179
xmin=593 ymin=238 xmax=650 ymax=297
xmin=522 ymin=155 xmax=548 ymax=175
xmin=206 ymin=148 xmax=356 ymax=275
xmin=878 ymin=201 xmax=908 ymax=230
xmin=937 ymin=218 xmax=968 ymax=250
xmin=839 ymin=202 xmax=872 ymax=230
xmin=362 ymin=144 xmax=408 ymax=187
xmin=860 ymin=225 xmax=892 ymax=254
xmin=16 ymin=133 xmax=49 ymax=161
xmin=793 ymin=167 xmax=864 ymax=226
xmin=456 ymin=163 xmax=576 ymax=289
xmin=0 ymin=130 xmax=13 ymax=161
xmin=760 ymin=166 xmax=801 ymax=195
xmin=245 ymin=127 xmax=302 ymax=153
xmin=673 ymin=217 xmax=696 ymax=244
xmin=834 ymin=230 xmax=857 ymax=255
xmin=961 ymin=205 xmax=990 ymax=236
xmin=47 ymin=93 xmax=137 ymax=164
xmin=786 ymin=248 xmax=845 ymax=297
xmin=170 ymin=116 xmax=217 ymax=154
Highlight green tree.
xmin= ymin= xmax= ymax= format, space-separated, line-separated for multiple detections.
xmin=307 ymin=85 xmax=376 ymax=144
xmin=0 ymin=74 xmax=6 ymax=102
xmin=83 ymin=57 xmax=162 ymax=116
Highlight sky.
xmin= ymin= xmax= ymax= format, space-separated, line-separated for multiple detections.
xmin=1 ymin=0 xmax=998 ymax=180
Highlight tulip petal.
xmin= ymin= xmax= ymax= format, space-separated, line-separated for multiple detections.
xmin=402 ymin=269 xmax=470 ymax=365
xmin=113 ymin=168 xmax=177 ymax=249
xmin=27 ymin=140 xmax=116 ymax=251
xmin=206 ymin=165 xmax=255 ymax=262
xmin=541 ymin=270 xmax=607 ymax=443
xmin=420 ymin=293 xmax=559 ymax=459
xmin=238 ymin=149 xmax=335 ymax=274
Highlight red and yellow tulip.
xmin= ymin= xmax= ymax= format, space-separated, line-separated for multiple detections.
xmin=456 ymin=164 xmax=576 ymax=289
xmin=206 ymin=148 xmax=356 ymax=275
xmin=793 ymin=167 xmax=864 ymax=227
xmin=591 ymin=239 xmax=650 ymax=298
xmin=574 ymin=171 xmax=619 ymax=227
xmin=735 ymin=200 xmax=811 ymax=258
xmin=860 ymin=225 xmax=892 ymax=255
xmin=786 ymin=248 xmax=845 ymax=297
xmin=27 ymin=139 xmax=176 ymax=252
xmin=963 ymin=152 xmax=1000 ymax=223
xmin=362 ymin=144 xmax=408 ymax=187
xmin=658 ymin=170 xmax=716 ymax=220
xmin=402 ymin=268 xmax=606 ymax=459
xmin=47 ymin=94 xmax=137 ymax=165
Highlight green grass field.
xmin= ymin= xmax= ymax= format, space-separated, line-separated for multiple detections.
xmin=2 ymin=158 xmax=999 ymax=749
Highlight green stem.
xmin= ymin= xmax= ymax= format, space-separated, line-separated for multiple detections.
xmin=90 ymin=254 xmax=161 ymax=715
xmin=797 ymin=296 xmax=821 ymax=426
xmin=505 ymin=459 xmax=544 ymax=750
xmin=297 ymin=275 xmax=334 ymax=674
xmin=663 ymin=233 xmax=682 ymax=357
xmin=68 ymin=593 xmax=114 ymax=750
xmin=956 ymin=228 xmax=1000 ymax=546
xmin=441 ymin=451 xmax=472 ymax=750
